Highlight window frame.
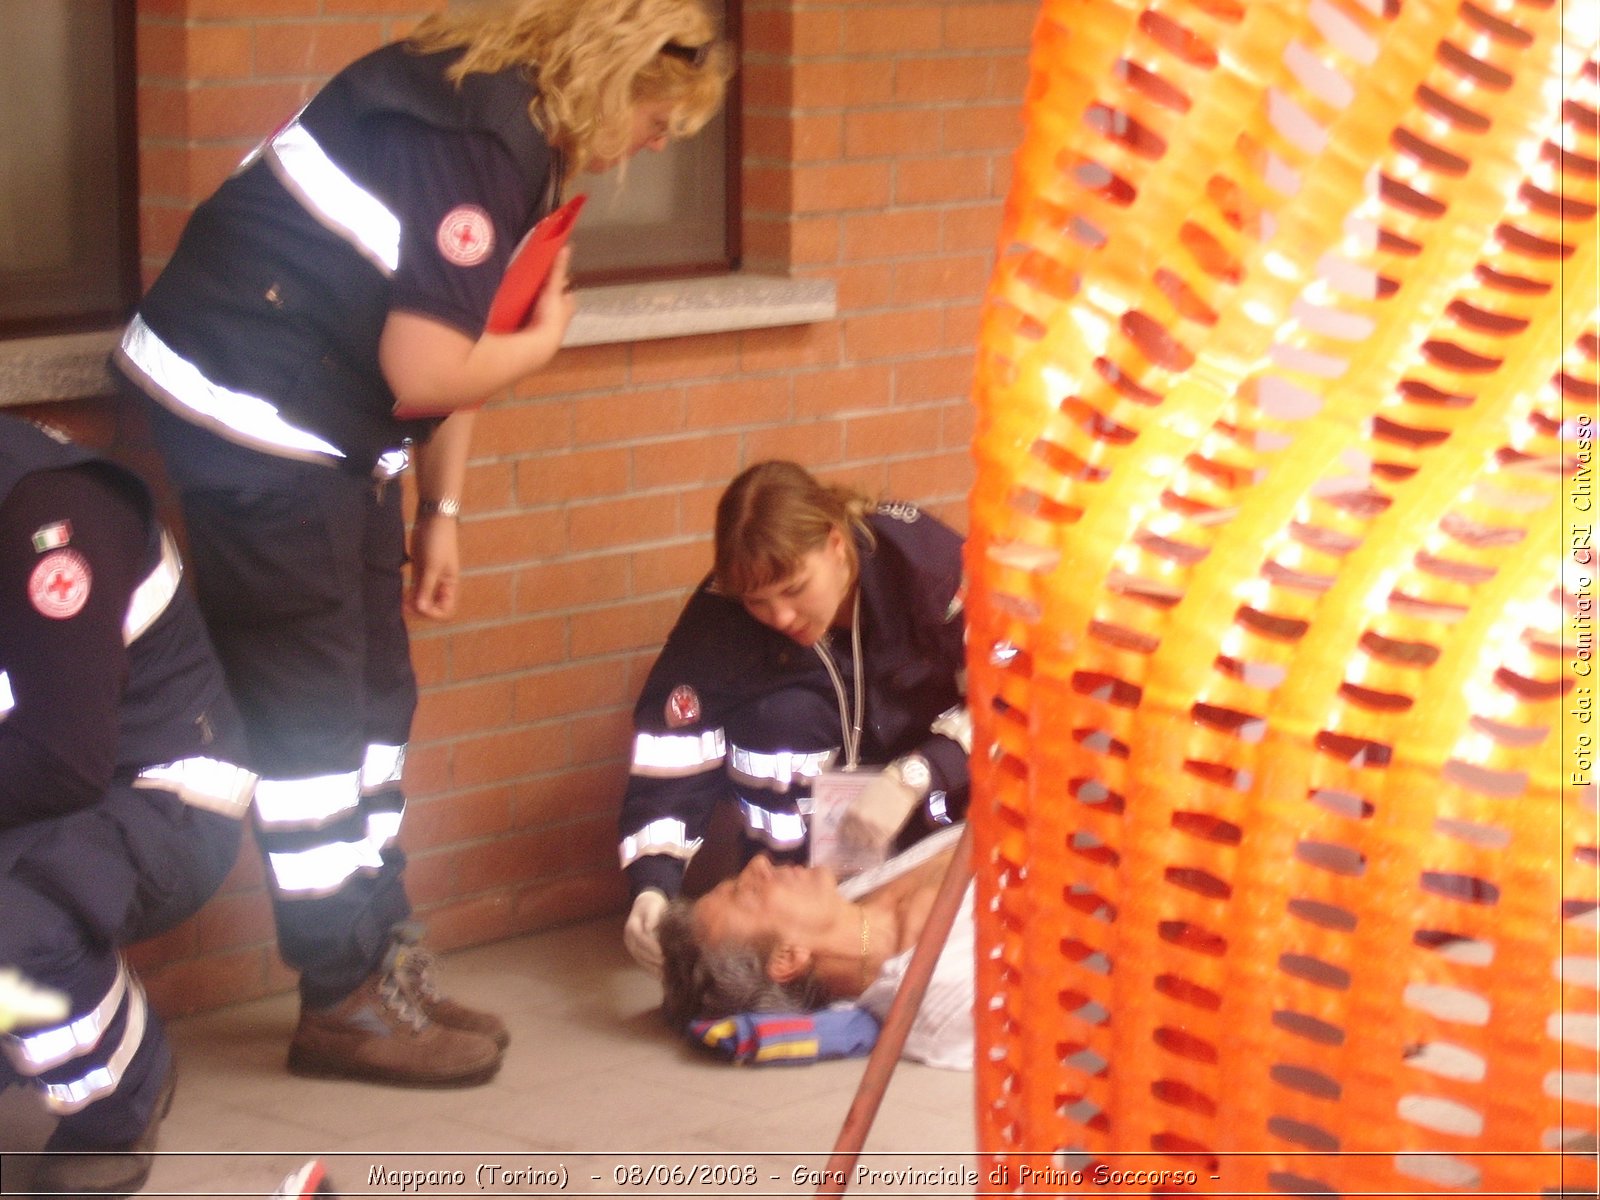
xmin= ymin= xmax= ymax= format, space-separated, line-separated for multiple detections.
xmin=0 ymin=0 xmax=141 ymax=339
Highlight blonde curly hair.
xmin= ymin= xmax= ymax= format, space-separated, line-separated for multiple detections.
xmin=409 ymin=0 xmax=731 ymax=178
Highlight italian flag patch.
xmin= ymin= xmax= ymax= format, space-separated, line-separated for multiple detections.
xmin=32 ymin=521 xmax=71 ymax=553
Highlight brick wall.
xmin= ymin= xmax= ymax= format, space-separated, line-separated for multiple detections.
xmin=112 ymin=0 xmax=1034 ymax=1016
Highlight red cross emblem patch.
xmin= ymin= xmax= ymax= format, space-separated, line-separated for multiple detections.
xmin=29 ymin=549 xmax=91 ymax=619
xmin=436 ymin=205 xmax=495 ymax=267
xmin=665 ymin=685 xmax=701 ymax=728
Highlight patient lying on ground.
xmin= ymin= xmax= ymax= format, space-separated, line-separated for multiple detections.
xmin=657 ymin=826 xmax=973 ymax=1069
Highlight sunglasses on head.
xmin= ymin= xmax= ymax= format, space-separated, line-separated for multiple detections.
xmin=659 ymin=41 xmax=712 ymax=68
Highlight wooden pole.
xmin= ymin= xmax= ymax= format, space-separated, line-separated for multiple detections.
xmin=816 ymin=822 xmax=975 ymax=1198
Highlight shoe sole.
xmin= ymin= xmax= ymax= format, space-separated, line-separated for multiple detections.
xmin=286 ymin=1047 xmax=502 ymax=1089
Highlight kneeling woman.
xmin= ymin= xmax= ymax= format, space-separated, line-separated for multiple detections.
xmin=656 ymin=827 xmax=973 ymax=1070
xmin=617 ymin=461 xmax=970 ymax=975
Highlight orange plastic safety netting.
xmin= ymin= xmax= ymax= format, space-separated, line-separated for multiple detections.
xmin=966 ymin=0 xmax=1598 ymax=1194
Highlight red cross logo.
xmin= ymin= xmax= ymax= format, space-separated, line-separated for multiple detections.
xmin=436 ymin=205 xmax=494 ymax=267
xmin=29 ymin=550 xmax=91 ymax=619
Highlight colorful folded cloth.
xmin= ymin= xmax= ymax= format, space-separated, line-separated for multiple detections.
xmin=687 ymin=1005 xmax=880 ymax=1066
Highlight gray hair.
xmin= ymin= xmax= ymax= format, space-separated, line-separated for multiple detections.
xmin=658 ymin=896 xmax=829 ymax=1028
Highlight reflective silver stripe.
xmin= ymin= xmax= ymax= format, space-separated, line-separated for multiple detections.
xmin=726 ymin=745 xmax=835 ymax=791
xmin=618 ymin=817 xmax=703 ymax=869
xmin=267 ymin=839 xmax=384 ymax=898
xmin=118 ymin=316 xmax=347 ymax=464
xmin=253 ymin=771 xmax=360 ymax=829
xmin=0 ymin=671 xmax=12 ymax=722
xmin=375 ymin=448 xmax=411 ymax=479
xmin=739 ymin=802 xmax=807 ymax=848
xmin=134 ymin=756 xmax=257 ymax=820
xmin=630 ymin=729 xmax=726 ymax=778
xmin=265 ymin=121 xmax=401 ymax=275
xmin=360 ymin=743 xmax=407 ymax=793
xmin=123 ymin=531 xmax=182 ymax=644
xmin=2 ymin=961 xmax=128 ymax=1076
xmin=366 ymin=809 xmax=402 ymax=850
xmin=40 ymin=978 xmax=148 ymax=1116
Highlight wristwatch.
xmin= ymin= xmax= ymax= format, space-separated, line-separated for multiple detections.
xmin=891 ymin=753 xmax=933 ymax=799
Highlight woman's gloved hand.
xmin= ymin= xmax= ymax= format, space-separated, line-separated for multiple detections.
xmin=624 ymin=888 xmax=670 ymax=977
xmin=838 ymin=755 xmax=931 ymax=856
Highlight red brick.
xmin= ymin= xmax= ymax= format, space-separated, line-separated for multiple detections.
xmin=684 ymin=375 xmax=791 ymax=429
xmin=513 ymin=445 xmax=630 ymax=506
xmin=458 ymin=509 xmax=566 ymax=567
xmin=570 ymin=596 xmax=684 ymax=658
xmin=791 ymin=162 xmax=894 ymax=214
xmin=573 ymin=386 xmax=686 ymax=445
xmin=631 ymin=433 xmax=742 ymax=489
xmin=895 ymin=155 xmax=996 ymax=205
xmin=792 ymin=61 xmax=896 ymax=109
xmin=185 ymin=81 xmax=308 ymax=140
xmin=513 ymin=659 xmax=636 ymax=722
xmin=512 ymin=343 xmax=629 ymax=398
xmin=887 ymin=450 xmax=977 ymax=511
xmin=185 ymin=0 xmax=322 ymax=16
xmin=842 ymin=209 xmax=944 ymax=261
xmin=448 ymin=615 xmax=566 ymax=681
xmin=141 ymin=949 xmax=275 ymax=1018
xmin=194 ymin=889 xmax=277 ymax=953
xmin=401 ymin=843 xmax=462 ymax=907
xmin=567 ymin=493 xmax=679 ymax=552
xmin=512 ymin=762 xmax=628 ymax=829
xmin=474 ymin=400 xmax=574 ymax=455
xmin=739 ymin=61 xmax=794 ymax=111
xmin=676 ymin=483 xmax=725 ymax=538
xmin=894 ymin=56 xmax=995 ymax=104
xmin=410 ymin=678 xmax=516 ymax=741
xmin=745 ymin=421 xmax=847 ymax=465
xmin=843 ymin=6 xmax=943 ymax=54
xmin=565 ymin=705 xmax=633 ymax=752
xmin=843 ymin=308 xmax=946 ymax=361
xmin=896 ymin=353 xmax=978 ymax=405
xmin=893 ymin=254 xmax=994 ymax=305
xmin=419 ymin=894 xmax=517 ymax=952
xmin=738 ymin=324 xmax=841 ymax=375
xmin=452 ymin=723 xmax=570 ymax=790
xmin=943 ymin=301 xmax=986 ymax=349
xmin=511 ymin=871 xmax=627 ymax=930
xmin=944 ymin=4 xmax=1040 ymax=50
xmin=255 ymin=21 xmax=386 ymax=77
xmin=794 ymin=364 xmax=894 ymax=419
xmin=401 ymin=740 xmax=452 ymax=797
xmin=137 ymin=22 xmax=187 ymax=79
xmin=631 ymin=539 xmax=710 ymax=597
xmin=628 ymin=334 xmax=742 ymax=387
xmin=843 ymin=109 xmax=930 ymax=160
xmin=845 ymin=410 xmax=944 ymax=460
xmin=942 ymin=202 xmax=1006 ymax=253
xmin=513 ymin=553 xmax=631 ymax=613
xmin=833 ymin=263 xmax=896 ymax=312
xmin=186 ymin=24 xmax=255 ymax=79
xmin=944 ymin=103 xmax=1024 ymax=153
xmin=405 ymin=786 xmax=514 ymax=846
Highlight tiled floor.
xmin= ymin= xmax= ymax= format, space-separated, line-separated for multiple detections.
xmin=0 ymin=915 xmax=977 ymax=1199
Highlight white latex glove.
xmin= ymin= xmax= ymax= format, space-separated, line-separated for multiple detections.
xmin=0 ymin=967 xmax=68 ymax=1033
xmin=837 ymin=766 xmax=922 ymax=858
xmin=624 ymin=889 xmax=669 ymax=978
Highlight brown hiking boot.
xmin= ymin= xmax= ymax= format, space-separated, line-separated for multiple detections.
xmin=390 ymin=938 xmax=510 ymax=1051
xmin=287 ymin=967 xmax=501 ymax=1088
xmin=32 ymin=1064 xmax=175 ymax=1198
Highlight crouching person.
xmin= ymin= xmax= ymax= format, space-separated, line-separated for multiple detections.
xmin=0 ymin=415 xmax=252 ymax=1198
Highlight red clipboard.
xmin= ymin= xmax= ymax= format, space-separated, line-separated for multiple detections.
xmin=485 ymin=194 xmax=587 ymax=334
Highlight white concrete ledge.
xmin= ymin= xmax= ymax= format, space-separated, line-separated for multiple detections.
xmin=0 ymin=273 xmax=837 ymax=407
xmin=562 ymin=272 xmax=836 ymax=347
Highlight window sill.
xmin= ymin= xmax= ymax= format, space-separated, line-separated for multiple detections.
xmin=0 ymin=274 xmax=836 ymax=409
xmin=561 ymin=272 xmax=835 ymax=347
